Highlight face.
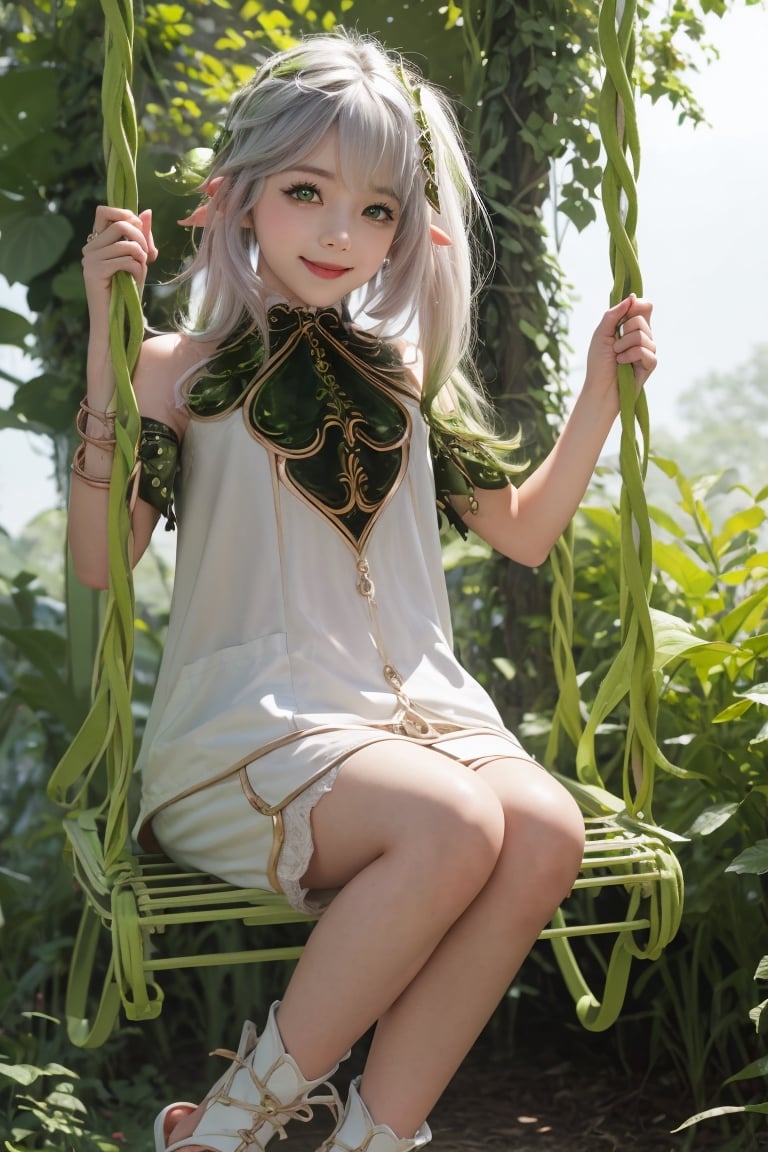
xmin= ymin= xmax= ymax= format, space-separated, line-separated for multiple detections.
xmin=249 ymin=128 xmax=400 ymax=309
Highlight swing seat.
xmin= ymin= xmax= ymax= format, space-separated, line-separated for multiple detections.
xmin=56 ymin=768 xmax=684 ymax=1048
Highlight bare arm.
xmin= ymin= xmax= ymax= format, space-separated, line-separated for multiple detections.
xmin=461 ymin=296 xmax=657 ymax=566
xmin=68 ymin=207 xmax=189 ymax=589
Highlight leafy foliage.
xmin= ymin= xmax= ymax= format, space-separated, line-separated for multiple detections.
xmin=571 ymin=465 xmax=767 ymax=1113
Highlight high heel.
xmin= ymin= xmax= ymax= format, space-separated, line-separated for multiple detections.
xmin=156 ymin=1002 xmax=343 ymax=1152
xmin=318 ymin=1078 xmax=432 ymax=1152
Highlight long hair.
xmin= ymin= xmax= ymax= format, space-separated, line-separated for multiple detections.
xmin=179 ymin=31 xmax=521 ymax=468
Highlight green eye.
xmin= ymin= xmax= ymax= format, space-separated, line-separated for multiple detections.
xmin=364 ymin=203 xmax=395 ymax=222
xmin=286 ymin=182 xmax=320 ymax=202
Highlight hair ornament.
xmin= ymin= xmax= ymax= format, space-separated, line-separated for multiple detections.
xmin=213 ymin=125 xmax=233 ymax=155
xmin=395 ymin=65 xmax=441 ymax=214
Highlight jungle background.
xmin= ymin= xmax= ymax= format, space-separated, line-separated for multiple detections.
xmin=0 ymin=1 xmax=767 ymax=1150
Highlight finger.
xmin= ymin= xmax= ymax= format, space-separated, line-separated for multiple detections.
xmin=617 ymin=339 xmax=657 ymax=370
xmin=614 ymin=312 xmax=651 ymax=335
xmin=599 ymin=295 xmax=635 ymax=336
xmin=84 ymin=209 xmax=152 ymax=254
xmin=613 ymin=323 xmax=655 ymax=350
xmin=82 ymin=236 xmax=152 ymax=285
xmin=614 ymin=333 xmax=656 ymax=363
xmin=83 ymin=254 xmax=151 ymax=289
xmin=82 ymin=220 xmax=149 ymax=262
xmin=87 ymin=205 xmax=144 ymax=240
xmin=139 ymin=209 xmax=159 ymax=262
xmin=619 ymin=298 xmax=653 ymax=333
xmin=603 ymin=295 xmax=654 ymax=337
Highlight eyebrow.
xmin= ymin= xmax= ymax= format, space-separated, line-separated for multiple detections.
xmin=286 ymin=164 xmax=400 ymax=203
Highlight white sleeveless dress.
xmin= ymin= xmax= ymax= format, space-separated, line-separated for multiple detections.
xmin=135 ymin=315 xmax=535 ymax=911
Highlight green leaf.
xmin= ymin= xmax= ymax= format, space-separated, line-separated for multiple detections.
xmin=0 ymin=1063 xmax=40 ymax=1085
xmin=0 ymin=213 xmax=74 ymax=285
xmin=724 ymin=1054 xmax=768 ymax=1084
xmin=738 ymin=682 xmax=768 ymax=707
xmin=156 ymin=147 xmax=214 ymax=193
xmin=10 ymin=371 xmax=75 ymax=435
xmin=718 ymin=585 xmax=768 ymax=643
xmin=648 ymin=503 xmax=686 ymax=539
xmin=0 ymin=1060 xmax=72 ymax=1085
xmin=0 ymin=68 xmax=60 ymax=149
xmin=687 ymin=802 xmax=739 ymax=837
xmin=652 ymin=540 xmax=714 ymax=597
xmin=442 ymin=535 xmax=492 ymax=571
xmin=748 ymin=997 xmax=767 ymax=1032
xmin=714 ymin=505 xmax=766 ymax=557
xmin=650 ymin=454 xmax=679 ymax=480
xmin=51 ymin=263 xmax=87 ymax=303
xmin=726 ymin=840 xmax=768 ymax=876
xmin=712 ymin=698 xmax=753 ymax=724
xmin=0 ymin=405 xmax=50 ymax=435
xmin=650 ymin=608 xmax=736 ymax=671
xmin=673 ymin=1103 xmax=768 ymax=1131
xmin=47 ymin=1089 xmax=87 ymax=1113
xmin=0 ymin=306 xmax=32 ymax=347
xmin=750 ymin=717 xmax=768 ymax=745
xmin=518 ymin=317 xmax=549 ymax=351
xmin=712 ymin=682 xmax=768 ymax=724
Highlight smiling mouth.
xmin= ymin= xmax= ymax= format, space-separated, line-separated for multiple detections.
xmin=301 ymin=257 xmax=352 ymax=279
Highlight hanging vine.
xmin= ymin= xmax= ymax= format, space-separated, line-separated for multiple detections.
xmin=50 ymin=0 xmax=142 ymax=871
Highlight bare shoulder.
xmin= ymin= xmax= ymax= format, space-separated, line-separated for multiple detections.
xmin=133 ymin=332 xmax=219 ymax=437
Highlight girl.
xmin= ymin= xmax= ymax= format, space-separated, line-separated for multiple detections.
xmin=73 ymin=30 xmax=656 ymax=1152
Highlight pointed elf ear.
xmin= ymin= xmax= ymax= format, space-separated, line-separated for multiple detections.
xmin=177 ymin=176 xmax=225 ymax=228
xmin=429 ymin=223 xmax=452 ymax=247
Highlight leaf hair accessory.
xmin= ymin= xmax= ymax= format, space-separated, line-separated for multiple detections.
xmin=396 ymin=65 xmax=441 ymax=214
xmin=213 ymin=125 xmax=233 ymax=155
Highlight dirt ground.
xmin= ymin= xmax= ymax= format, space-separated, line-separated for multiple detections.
xmin=278 ymin=1033 xmax=719 ymax=1152
xmin=149 ymin=979 xmax=760 ymax=1152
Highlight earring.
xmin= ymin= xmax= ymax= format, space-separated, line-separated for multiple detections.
xmin=381 ymin=258 xmax=391 ymax=271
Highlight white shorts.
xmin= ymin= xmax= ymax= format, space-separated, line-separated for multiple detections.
xmin=150 ymin=725 xmax=536 ymax=914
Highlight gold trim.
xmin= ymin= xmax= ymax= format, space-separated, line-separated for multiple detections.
xmin=240 ymin=768 xmax=286 ymax=893
xmin=243 ymin=309 xmax=413 ymax=558
xmin=140 ymin=721 xmax=523 ymax=840
xmin=267 ymin=811 xmax=285 ymax=893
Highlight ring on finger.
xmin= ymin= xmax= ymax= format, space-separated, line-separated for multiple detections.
xmin=86 ymin=231 xmax=99 ymax=243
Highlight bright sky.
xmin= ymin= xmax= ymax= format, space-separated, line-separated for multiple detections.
xmin=1 ymin=3 xmax=767 ymax=533
xmin=564 ymin=3 xmax=768 ymax=448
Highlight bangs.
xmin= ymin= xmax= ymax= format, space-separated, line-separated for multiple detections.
xmin=335 ymin=93 xmax=417 ymax=205
xmin=223 ymin=42 xmax=421 ymax=211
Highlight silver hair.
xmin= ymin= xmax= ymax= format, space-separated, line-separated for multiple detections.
xmin=179 ymin=31 xmax=519 ymax=459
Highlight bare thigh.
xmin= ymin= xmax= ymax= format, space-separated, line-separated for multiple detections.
xmin=301 ymin=739 xmax=507 ymax=893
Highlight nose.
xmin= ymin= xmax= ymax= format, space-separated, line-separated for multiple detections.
xmin=319 ymin=214 xmax=352 ymax=251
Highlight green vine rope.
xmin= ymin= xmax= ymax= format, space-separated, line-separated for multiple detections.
xmin=548 ymin=0 xmax=663 ymax=819
xmin=49 ymin=0 xmax=142 ymax=871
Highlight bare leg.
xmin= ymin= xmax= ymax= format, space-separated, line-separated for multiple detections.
xmin=276 ymin=743 xmax=509 ymax=1067
xmin=358 ymin=758 xmax=585 ymax=1134
xmin=166 ymin=741 xmax=507 ymax=1151
xmin=279 ymin=751 xmax=585 ymax=1136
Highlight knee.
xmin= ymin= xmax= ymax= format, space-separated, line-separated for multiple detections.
xmin=540 ymin=788 xmax=586 ymax=897
xmin=413 ymin=777 xmax=505 ymax=905
xmin=503 ymin=778 xmax=585 ymax=909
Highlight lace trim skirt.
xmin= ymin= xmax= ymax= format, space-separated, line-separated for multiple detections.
xmin=150 ymin=725 xmax=536 ymax=915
